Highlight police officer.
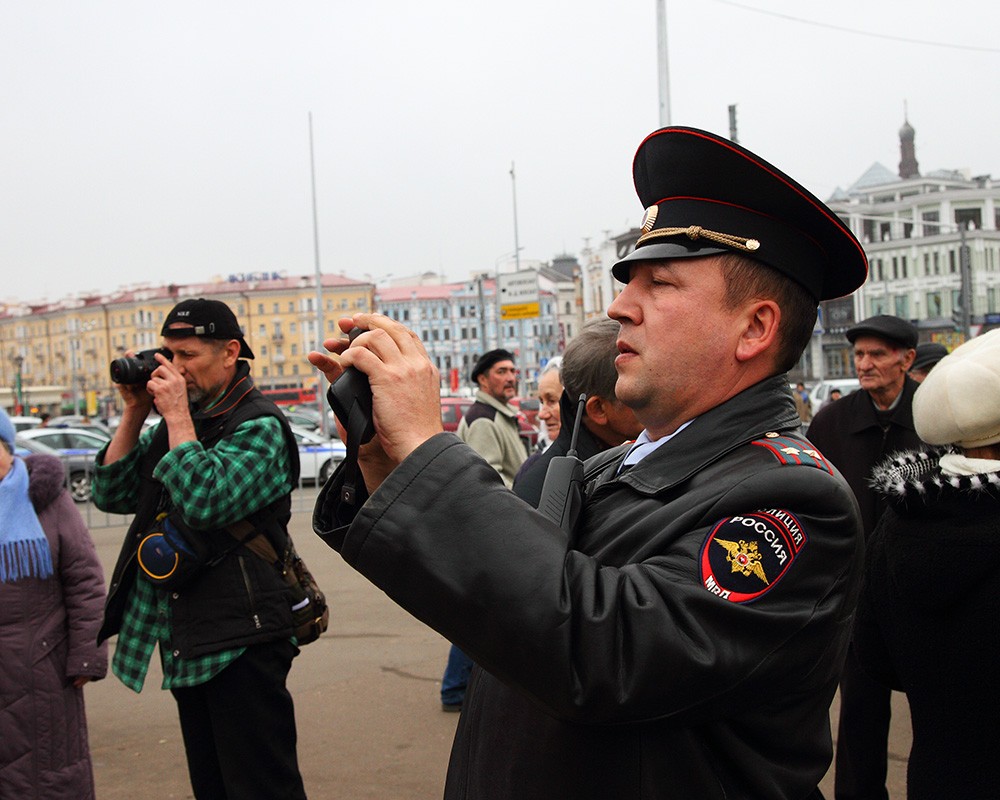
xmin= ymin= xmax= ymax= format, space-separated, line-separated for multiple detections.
xmin=311 ymin=127 xmax=869 ymax=799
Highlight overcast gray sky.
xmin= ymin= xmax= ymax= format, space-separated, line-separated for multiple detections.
xmin=3 ymin=0 xmax=998 ymax=304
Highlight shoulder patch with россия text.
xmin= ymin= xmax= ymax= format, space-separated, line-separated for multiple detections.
xmin=700 ymin=509 xmax=807 ymax=603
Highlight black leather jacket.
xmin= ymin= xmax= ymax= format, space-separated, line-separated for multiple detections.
xmin=315 ymin=375 xmax=863 ymax=799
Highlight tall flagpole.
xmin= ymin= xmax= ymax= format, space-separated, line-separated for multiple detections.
xmin=510 ymin=162 xmax=521 ymax=271
xmin=309 ymin=112 xmax=328 ymax=436
xmin=656 ymin=0 xmax=671 ymax=126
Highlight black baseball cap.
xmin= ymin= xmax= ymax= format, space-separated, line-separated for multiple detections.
xmin=611 ymin=127 xmax=869 ymax=301
xmin=470 ymin=349 xmax=515 ymax=383
xmin=161 ymin=298 xmax=255 ymax=359
xmin=846 ymin=315 xmax=918 ymax=350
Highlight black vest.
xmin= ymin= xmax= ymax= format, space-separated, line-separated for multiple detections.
xmin=99 ymin=368 xmax=302 ymax=657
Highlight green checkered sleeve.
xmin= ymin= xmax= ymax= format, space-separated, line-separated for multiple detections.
xmin=153 ymin=415 xmax=294 ymax=530
xmin=91 ymin=425 xmax=158 ymax=514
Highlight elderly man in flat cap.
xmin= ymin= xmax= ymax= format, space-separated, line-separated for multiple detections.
xmin=438 ymin=348 xmax=528 ymax=711
xmin=310 ymin=126 xmax=868 ymax=799
xmin=807 ymin=313 xmax=922 ymax=800
xmin=909 ymin=341 xmax=948 ymax=383
xmin=854 ymin=329 xmax=1000 ymax=800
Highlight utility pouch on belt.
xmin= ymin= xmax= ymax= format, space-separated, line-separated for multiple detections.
xmin=226 ymin=519 xmax=329 ymax=646
xmin=136 ymin=512 xmax=205 ymax=588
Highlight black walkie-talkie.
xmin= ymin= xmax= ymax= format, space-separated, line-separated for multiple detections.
xmin=537 ymin=393 xmax=587 ymax=534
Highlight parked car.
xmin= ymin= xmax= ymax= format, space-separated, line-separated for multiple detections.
xmin=510 ymin=396 xmax=540 ymax=429
xmin=9 ymin=415 xmax=42 ymax=432
xmin=289 ymin=425 xmax=347 ymax=485
xmin=18 ymin=427 xmax=111 ymax=456
xmin=46 ymin=415 xmax=112 ymax=433
xmin=14 ymin=434 xmax=96 ymax=503
xmin=282 ymin=407 xmax=339 ymax=438
xmin=440 ymin=396 xmax=539 ymax=451
xmin=810 ymin=378 xmax=861 ymax=410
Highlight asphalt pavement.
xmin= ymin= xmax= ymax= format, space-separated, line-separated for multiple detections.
xmin=82 ymin=489 xmax=911 ymax=798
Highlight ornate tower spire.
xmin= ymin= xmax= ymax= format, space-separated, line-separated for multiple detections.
xmin=898 ymin=102 xmax=919 ymax=179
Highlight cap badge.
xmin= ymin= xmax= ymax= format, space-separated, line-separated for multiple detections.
xmin=640 ymin=205 xmax=659 ymax=233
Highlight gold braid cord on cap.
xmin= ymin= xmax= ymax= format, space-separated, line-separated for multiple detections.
xmin=637 ymin=225 xmax=760 ymax=253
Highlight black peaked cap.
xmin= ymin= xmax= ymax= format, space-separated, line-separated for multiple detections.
xmin=612 ymin=127 xmax=869 ymax=301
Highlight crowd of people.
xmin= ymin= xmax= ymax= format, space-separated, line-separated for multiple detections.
xmin=2 ymin=126 xmax=994 ymax=800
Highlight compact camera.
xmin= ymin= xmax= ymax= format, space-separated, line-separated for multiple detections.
xmin=109 ymin=347 xmax=172 ymax=385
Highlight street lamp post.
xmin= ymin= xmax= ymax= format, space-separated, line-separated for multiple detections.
xmin=12 ymin=355 xmax=24 ymax=415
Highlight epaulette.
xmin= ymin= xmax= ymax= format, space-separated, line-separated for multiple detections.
xmin=751 ymin=432 xmax=834 ymax=475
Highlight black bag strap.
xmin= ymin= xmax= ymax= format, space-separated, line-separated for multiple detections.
xmin=337 ymin=392 xmax=374 ymax=507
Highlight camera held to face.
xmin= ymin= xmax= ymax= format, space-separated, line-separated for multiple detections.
xmin=109 ymin=347 xmax=173 ymax=386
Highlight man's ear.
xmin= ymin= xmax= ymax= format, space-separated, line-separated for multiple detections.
xmin=735 ymin=299 xmax=780 ymax=363
xmin=901 ymin=347 xmax=916 ymax=371
xmin=584 ymin=395 xmax=609 ymax=425
xmin=223 ymin=339 xmax=242 ymax=367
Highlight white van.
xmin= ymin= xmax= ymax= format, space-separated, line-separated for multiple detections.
xmin=810 ymin=379 xmax=860 ymax=410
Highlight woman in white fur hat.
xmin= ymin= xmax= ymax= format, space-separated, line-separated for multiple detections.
xmin=854 ymin=329 xmax=1000 ymax=800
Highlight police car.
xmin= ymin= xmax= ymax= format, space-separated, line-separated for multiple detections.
xmin=14 ymin=433 xmax=97 ymax=503
xmin=289 ymin=425 xmax=346 ymax=485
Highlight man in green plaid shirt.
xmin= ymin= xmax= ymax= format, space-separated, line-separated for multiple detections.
xmin=94 ymin=298 xmax=308 ymax=800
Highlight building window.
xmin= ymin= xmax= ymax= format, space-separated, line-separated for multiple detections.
xmin=922 ymin=210 xmax=940 ymax=234
xmin=923 ymin=253 xmax=930 ymax=276
xmin=894 ymin=295 xmax=909 ymax=318
xmin=988 ymin=287 xmax=997 ymax=313
xmin=949 ymin=250 xmax=957 ymax=274
xmin=289 ymin=302 xmax=294 ymax=313
xmin=901 ymin=255 xmax=907 ymax=279
xmin=926 ymin=292 xmax=943 ymax=317
xmin=951 ymin=289 xmax=962 ymax=314
xmin=273 ymin=303 xmax=279 ymax=313
xmin=870 ymin=296 xmax=887 ymax=316
xmin=955 ymin=208 xmax=982 ymax=231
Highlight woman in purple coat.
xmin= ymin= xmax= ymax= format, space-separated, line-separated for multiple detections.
xmin=0 ymin=407 xmax=107 ymax=799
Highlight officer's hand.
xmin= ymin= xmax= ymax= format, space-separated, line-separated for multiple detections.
xmin=321 ymin=313 xmax=443 ymax=466
xmin=307 ymin=323 xmax=353 ymax=386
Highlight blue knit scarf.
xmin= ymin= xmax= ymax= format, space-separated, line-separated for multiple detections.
xmin=0 ymin=457 xmax=54 ymax=582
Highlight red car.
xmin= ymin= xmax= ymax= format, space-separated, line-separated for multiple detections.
xmin=440 ymin=397 xmax=538 ymax=451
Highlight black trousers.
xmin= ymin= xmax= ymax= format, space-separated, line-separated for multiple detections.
xmin=834 ymin=648 xmax=891 ymax=800
xmin=171 ymin=639 xmax=306 ymax=800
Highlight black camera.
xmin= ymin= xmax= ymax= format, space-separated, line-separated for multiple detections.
xmin=109 ymin=347 xmax=172 ymax=385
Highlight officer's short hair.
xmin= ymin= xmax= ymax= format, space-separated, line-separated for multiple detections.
xmin=719 ymin=252 xmax=817 ymax=374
